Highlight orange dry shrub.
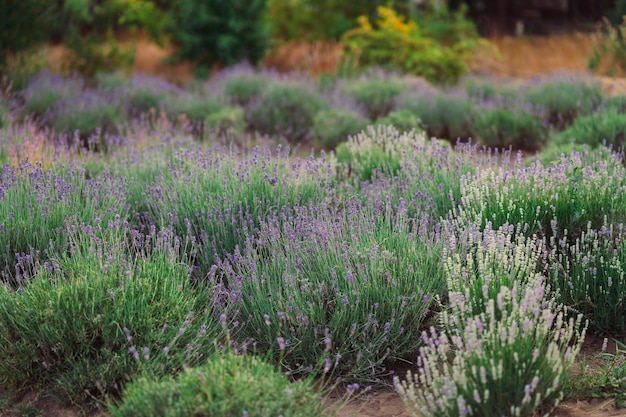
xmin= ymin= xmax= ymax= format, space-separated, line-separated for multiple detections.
xmin=263 ymin=40 xmax=344 ymax=76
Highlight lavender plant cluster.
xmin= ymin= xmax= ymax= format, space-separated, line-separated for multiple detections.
xmin=5 ymin=68 xmax=623 ymax=155
xmin=2 ymin=70 xmax=626 ymax=415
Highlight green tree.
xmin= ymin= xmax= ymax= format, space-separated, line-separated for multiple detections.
xmin=168 ymin=0 xmax=271 ymax=72
xmin=0 ymin=0 xmax=57 ymax=64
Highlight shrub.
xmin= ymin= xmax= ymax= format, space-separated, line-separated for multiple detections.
xmin=21 ymin=71 xmax=83 ymax=118
xmin=220 ymin=199 xmax=446 ymax=382
xmin=161 ymin=92 xmax=222 ymax=122
xmin=51 ymin=89 xmax=125 ymax=140
xmin=395 ymin=244 xmax=585 ymax=417
xmin=554 ymin=111 xmax=626 ymax=150
xmin=205 ymin=106 xmax=245 ymax=135
xmin=340 ymin=77 xmax=404 ymax=120
xmin=221 ymin=72 xmax=270 ymax=107
xmin=335 ymin=125 xmax=417 ymax=182
xmin=456 ymin=146 xmax=626 ymax=241
xmin=108 ymin=350 xmax=328 ymax=417
xmin=266 ymin=0 xmax=408 ymax=41
xmin=96 ymin=71 xmax=128 ymax=90
xmin=341 ymin=6 xmax=470 ymax=84
xmin=0 ymin=224 xmax=223 ymax=407
xmin=398 ymin=91 xmax=473 ymax=142
xmin=124 ymin=74 xmax=182 ymax=115
xmin=603 ymin=94 xmax=626 ymax=113
xmin=0 ymin=161 xmax=129 ymax=289
xmin=374 ymin=109 xmax=421 ymax=133
xmin=589 ymin=16 xmax=626 ymax=76
xmin=524 ymin=75 xmax=603 ymax=129
xmin=549 ymin=222 xmax=626 ymax=336
xmin=312 ymin=108 xmax=368 ymax=149
xmin=247 ymin=82 xmax=324 ymax=141
xmin=472 ymin=106 xmax=547 ymax=151
xmin=168 ymin=0 xmax=270 ymax=72
xmin=143 ymin=146 xmax=332 ymax=279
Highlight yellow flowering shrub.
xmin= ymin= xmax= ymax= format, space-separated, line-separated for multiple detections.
xmin=341 ymin=6 xmax=468 ymax=84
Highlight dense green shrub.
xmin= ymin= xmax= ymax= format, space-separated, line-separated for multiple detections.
xmin=206 ymin=106 xmax=245 ymax=135
xmin=524 ymin=76 xmax=603 ymax=129
xmin=247 ymin=82 xmax=324 ymax=141
xmin=161 ymin=93 xmax=222 ymax=122
xmin=472 ymin=107 xmax=547 ymax=150
xmin=0 ymin=223 xmax=222 ymax=407
xmin=398 ymin=91 xmax=473 ymax=142
xmin=168 ymin=0 xmax=270 ymax=72
xmin=341 ymin=6 xmax=472 ymax=84
xmin=341 ymin=77 xmax=404 ymax=120
xmin=108 ymin=350 xmax=328 ymax=417
xmin=374 ymin=109 xmax=421 ymax=133
xmin=312 ymin=108 xmax=368 ymax=149
xmin=555 ymin=111 xmax=626 ymax=150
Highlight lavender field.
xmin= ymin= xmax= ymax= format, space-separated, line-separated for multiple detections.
xmin=1 ymin=69 xmax=626 ymax=417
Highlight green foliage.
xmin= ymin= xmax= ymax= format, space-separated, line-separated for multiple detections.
xmin=341 ymin=77 xmax=404 ymax=120
xmin=266 ymin=0 xmax=408 ymax=41
xmin=374 ymin=109 xmax=421 ymax=133
xmin=162 ymin=93 xmax=222 ymax=122
xmin=168 ymin=0 xmax=271 ymax=71
xmin=398 ymin=91 xmax=473 ymax=142
xmin=581 ymin=340 xmax=626 ymax=407
xmin=247 ymin=82 xmax=324 ymax=141
xmin=0 ymin=47 xmax=53 ymax=91
xmin=312 ymin=109 xmax=368 ymax=149
xmin=0 ymin=0 xmax=56 ymax=64
xmin=206 ymin=106 xmax=245 ymax=135
xmin=589 ymin=16 xmax=626 ymax=76
xmin=472 ymin=107 xmax=547 ymax=150
xmin=108 ymin=350 xmax=328 ymax=417
xmin=341 ymin=6 xmax=478 ymax=84
xmin=524 ymin=77 xmax=603 ymax=129
xmin=555 ymin=111 xmax=626 ymax=150
xmin=603 ymin=94 xmax=626 ymax=113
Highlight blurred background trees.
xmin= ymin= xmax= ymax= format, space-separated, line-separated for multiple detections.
xmin=0 ymin=0 xmax=623 ymax=84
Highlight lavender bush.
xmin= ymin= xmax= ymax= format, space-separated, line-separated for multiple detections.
xmin=523 ymin=74 xmax=602 ymax=129
xmin=0 ymin=161 xmax=129 ymax=289
xmin=395 ymin=224 xmax=586 ymax=417
xmin=217 ymin=198 xmax=445 ymax=383
xmin=0 ymin=221 xmax=224 ymax=407
xmin=549 ymin=222 xmax=626 ymax=336
xmin=456 ymin=146 xmax=626 ymax=240
xmin=143 ymin=145 xmax=336 ymax=279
